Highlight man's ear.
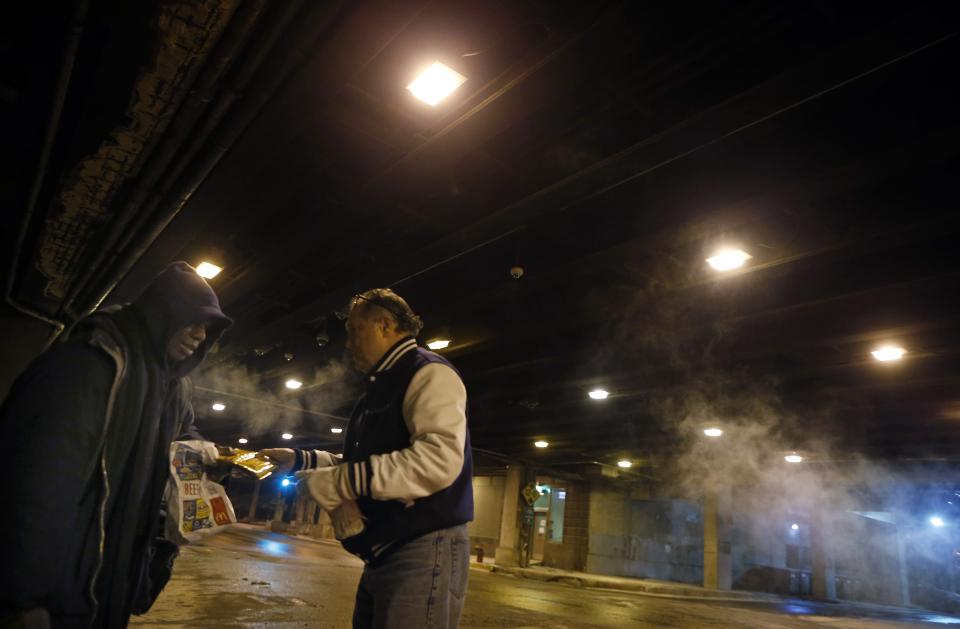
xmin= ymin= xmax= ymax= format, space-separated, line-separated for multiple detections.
xmin=377 ymin=316 xmax=392 ymax=335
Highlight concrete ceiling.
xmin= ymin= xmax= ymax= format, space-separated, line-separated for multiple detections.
xmin=3 ymin=0 xmax=960 ymax=471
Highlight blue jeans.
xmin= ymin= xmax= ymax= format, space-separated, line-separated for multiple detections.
xmin=352 ymin=525 xmax=469 ymax=629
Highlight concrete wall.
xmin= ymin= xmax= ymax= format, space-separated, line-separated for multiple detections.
xmin=543 ymin=481 xmax=590 ymax=571
xmin=582 ymin=483 xmax=705 ymax=583
xmin=469 ymin=475 xmax=505 ymax=558
xmin=0 ymin=310 xmax=54 ymax=399
xmin=586 ymin=482 xmax=633 ymax=575
xmin=632 ymin=499 xmax=704 ymax=584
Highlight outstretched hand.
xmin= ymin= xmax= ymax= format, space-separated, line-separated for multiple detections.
xmin=260 ymin=448 xmax=296 ymax=474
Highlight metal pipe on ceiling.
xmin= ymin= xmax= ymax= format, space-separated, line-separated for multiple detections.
xmin=61 ymin=0 xmax=307 ymax=322
xmin=471 ymin=447 xmax=585 ymax=481
xmin=59 ymin=0 xmax=266 ymax=321
xmin=4 ymin=0 xmax=88 ymax=340
xmin=194 ymin=385 xmax=349 ymax=422
xmin=61 ymin=0 xmax=347 ymax=327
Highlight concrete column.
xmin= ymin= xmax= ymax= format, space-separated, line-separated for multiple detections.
xmin=247 ymin=479 xmax=261 ymax=521
xmin=810 ymin=513 xmax=837 ymax=600
xmin=895 ymin=521 xmax=912 ymax=606
xmin=703 ymin=490 xmax=732 ymax=589
xmin=703 ymin=492 xmax=720 ymax=589
xmin=269 ymin=485 xmax=288 ymax=532
xmin=495 ymin=465 xmax=526 ymax=566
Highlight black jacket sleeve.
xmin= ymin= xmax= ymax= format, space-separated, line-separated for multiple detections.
xmin=173 ymin=378 xmax=204 ymax=441
xmin=0 ymin=341 xmax=115 ymax=612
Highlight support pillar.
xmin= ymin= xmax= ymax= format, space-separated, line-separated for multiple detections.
xmin=269 ymin=484 xmax=288 ymax=532
xmin=495 ymin=465 xmax=526 ymax=566
xmin=702 ymin=490 xmax=732 ymax=589
xmin=895 ymin=521 xmax=911 ymax=606
xmin=811 ymin=513 xmax=837 ymax=600
xmin=247 ymin=479 xmax=261 ymax=521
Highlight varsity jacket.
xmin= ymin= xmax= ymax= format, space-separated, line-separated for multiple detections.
xmin=297 ymin=337 xmax=473 ymax=562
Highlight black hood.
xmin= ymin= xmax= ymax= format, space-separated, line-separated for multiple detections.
xmin=129 ymin=261 xmax=233 ymax=377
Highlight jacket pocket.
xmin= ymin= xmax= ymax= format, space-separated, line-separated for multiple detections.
xmin=131 ymin=538 xmax=180 ymax=615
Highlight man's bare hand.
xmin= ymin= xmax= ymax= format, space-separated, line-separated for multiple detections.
xmin=260 ymin=448 xmax=296 ymax=474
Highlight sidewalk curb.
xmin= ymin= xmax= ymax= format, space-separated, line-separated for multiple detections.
xmin=471 ymin=563 xmax=779 ymax=602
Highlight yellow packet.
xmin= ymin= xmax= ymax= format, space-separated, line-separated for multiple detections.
xmin=216 ymin=448 xmax=277 ymax=480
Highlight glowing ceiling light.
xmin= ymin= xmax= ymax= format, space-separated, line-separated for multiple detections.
xmin=238 ymin=437 xmax=248 ymax=444
xmin=285 ymin=379 xmax=303 ymax=390
xmin=703 ymin=427 xmax=723 ymax=437
xmin=211 ymin=402 xmax=226 ymax=412
xmin=706 ymin=249 xmax=752 ymax=271
xmin=331 ymin=427 xmax=343 ymax=434
xmin=407 ymin=62 xmax=467 ymax=106
xmin=534 ymin=440 xmax=549 ymax=448
xmin=281 ymin=433 xmax=293 ymax=440
xmin=588 ymin=389 xmax=609 ymax=400
xmin=931 ymin=516 xmax=945 ymax=527
xmin=871 ymin=345 xmax=906 ymax=362
xmin=617 ymin=459 xmax=632 ymax=469
xmin=791 ymin=523 xmax=800 ymax=531
xmin=427 ymin=339 xmax=451 ymax=350
xmin=195 ymin=261 xmax=223 ymax=279
xmin=785 ymin=454 xmax=803 ymax=464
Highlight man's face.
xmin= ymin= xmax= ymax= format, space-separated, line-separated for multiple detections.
xmin=345 ymin=310 xmax=383 ymax=373
xmin=167 ymin=323 xmax=207 ymax=363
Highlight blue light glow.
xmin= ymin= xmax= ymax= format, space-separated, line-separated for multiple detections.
xmin=281 ymin=478 xmax=291 ymax=487
xmin=257 ymin=539 xmax=291 ymax=556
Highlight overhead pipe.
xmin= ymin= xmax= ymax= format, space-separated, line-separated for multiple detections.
xmin=4 ymin=0 xmax=88 ymax=339
xmin=60 ymin=0 xmax=269 ymax=320
xmin=194 ymin=385 xmax=349 ymax=422
xmin=472 ymin=448 xmax=586 ymax=481
xmin=65 ymin=0 xmax=327 ymax=323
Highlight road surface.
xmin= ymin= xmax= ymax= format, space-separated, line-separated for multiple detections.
xmin=130 ymin=524 xmax=960 ymax=628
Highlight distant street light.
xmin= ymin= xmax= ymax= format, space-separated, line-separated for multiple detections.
xmin=707 ymin=249 xmax=751 ymax=271
xmin=872 ymin=346 xmax=906 ymax=362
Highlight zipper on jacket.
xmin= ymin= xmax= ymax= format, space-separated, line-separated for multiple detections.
xmin=86 ymin=334 xmax=126 ymax=627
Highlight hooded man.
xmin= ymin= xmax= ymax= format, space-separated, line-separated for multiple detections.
xmin=0 ymin=262 xmax=232 ymax=629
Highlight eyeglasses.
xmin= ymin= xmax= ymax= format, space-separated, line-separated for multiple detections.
xmin=345 ymin=293 xmax=412 ymax=326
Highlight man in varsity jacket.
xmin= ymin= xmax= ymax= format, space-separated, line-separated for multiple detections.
xmin=263 ymin=288 xmax=474 ymax=629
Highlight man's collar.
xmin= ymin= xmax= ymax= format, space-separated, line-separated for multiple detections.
xmin=369 ymin=336 xmax=417 ymax=375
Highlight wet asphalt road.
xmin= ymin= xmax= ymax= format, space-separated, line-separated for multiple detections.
xmin=130 ymin=524 xmax=960 ymax=628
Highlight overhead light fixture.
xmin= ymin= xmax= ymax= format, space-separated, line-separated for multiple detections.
xmin=785 ymin=454 xmax=803 ymax=464
xmin=285 ymin=379 xmax=303 ymax=390
xmin=281 ymin=433 xmax=293 ymax=440
xmin=588 ymin=389 xmax=609 ymax=400
xmin=703 ymin=427 xmax=723 ymax=437
xmin=407 ymin=61 xmax=467 ymax=106
xmin=617 ymin=459 xmax=632 ymax=469
xmin=791 ymin=523 xmax=800 ymax=531
xmin=871 ymin=345 xmax=906 ymax=362
xmin=195 ymin=261 xmax=223 ymax=279
xmin=706 ymin=249 xmax=751 ymax=271
xmin=211 ymin=402 xmax=226 ymax=412
xmin=331 ymin=427 xmax=343 ymax=434
xmin=534 ymin=440 xmax=549 ymax=448
xmin=238 ymin=437 xmax=248 ymax=444
xmin=427 ymin=339 xmax=451 ymax=350
xmin=930 ymin=516 xmax=946 ymax=528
